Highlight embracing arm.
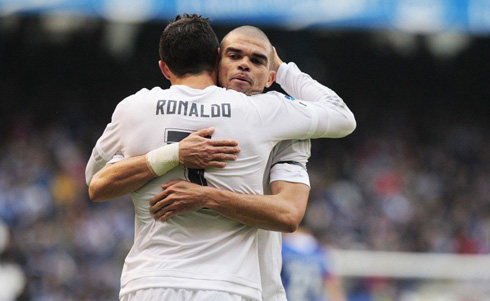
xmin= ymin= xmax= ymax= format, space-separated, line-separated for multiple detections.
xmin=88 ymin=156 xmax=154 ymax=202
xmin=210 ymin=180 xmax=309 ymax=232
xmin=150 ymin=180 xmax=309 ymax=232
xmin=87 ymin=127 xmax=240 ymax=202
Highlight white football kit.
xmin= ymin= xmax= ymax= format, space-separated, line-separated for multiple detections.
xmin=86 ymin=63 xmax=354 ymax=300
xmin=258 ymin=63 xmax=316 ymax=301
xmin=259 ymin=140 xmax=311 ymax=301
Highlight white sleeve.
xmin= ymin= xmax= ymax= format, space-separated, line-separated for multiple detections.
xmin=270 ymin=139 xmax=311 ymax=166
xmin=269 ymin=139 xmax=311 ymax=186
xmin=254 ymin=89 xmax=354 ymax=141
xmin=274 ymin=62 xmax=356 ymax=139
xmin=85 ymin=152 xmax=123 ymax=186
xmin=108 ymin=154 xmax=124 ymax=164
xmin=276 ymin=62 xmax=340 ymax=107
xmin=85 ymin=101 xmax=125 ymax=185
xmin=270 ymin=164 xmax=310 ymax=187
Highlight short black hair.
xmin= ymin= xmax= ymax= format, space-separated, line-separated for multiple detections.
xmin=159 ymin=14 xmax=219 ymax=77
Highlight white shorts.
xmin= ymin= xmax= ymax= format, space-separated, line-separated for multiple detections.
xmin=120 ymin=288 xmax=255 ymax=301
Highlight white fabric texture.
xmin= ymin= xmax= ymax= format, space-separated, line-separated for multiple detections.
xmin=85 ymin=63 xmax=355 ymax=301
xmin=120 ymin=287 xmax=254 ymax=301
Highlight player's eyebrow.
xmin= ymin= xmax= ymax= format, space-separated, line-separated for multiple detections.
xmin=225 ymin=47 xmax=243 ymax=55
xmin=225 ymin=47 xmax=268 ymax=64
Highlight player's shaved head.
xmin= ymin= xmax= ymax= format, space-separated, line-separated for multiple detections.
xmin=221 ymin=26 xmax=274 ymax=69
xmin=219 ymin=25 xmax=277 ymax=95
xmin=224 ymin=26 xmax=270 ymax=44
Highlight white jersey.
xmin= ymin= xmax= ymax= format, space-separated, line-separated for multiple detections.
xmin=259 ymin=140 xmax=311 ymax=301
xmin=259 ymin=63 xmax=324 ymax=301
xmin=86 ymin=64 xmax=354 ymax=300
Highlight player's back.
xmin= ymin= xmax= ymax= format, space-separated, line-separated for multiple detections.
xmin=118 ymin=85 xmax=291 ymax=197
xmin=115 ymin=85 xmax=316 ymax=300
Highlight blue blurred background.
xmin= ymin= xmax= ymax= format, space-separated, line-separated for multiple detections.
xmin=1 ymin=0 xmax=490 ymax=300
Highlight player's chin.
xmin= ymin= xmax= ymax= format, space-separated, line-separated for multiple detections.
xmin=228 ymin=82 xmax=251 ymax=94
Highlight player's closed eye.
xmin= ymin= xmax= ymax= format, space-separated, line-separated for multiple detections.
xmin=251 ymin=58 xmax=264 ymax=65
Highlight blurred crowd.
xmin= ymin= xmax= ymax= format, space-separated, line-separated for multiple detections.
xmin=1 ymin=16 xmax=489 ymax=300
xmin=0 ymin=121 xmax=135 ymax=299
xmin=2 ymin=105 xmax=489 ymax=299
xmin=306 ymin=121 xmax=490 ymax=254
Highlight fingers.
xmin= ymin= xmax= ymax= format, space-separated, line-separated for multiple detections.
xmin=213 ymin=146 xmax=240 ymax=154
xmin=158 ymin=210 xmax=175 ymax=222
xmin=150 ymin=190 xmax=169 ymax=208
xmin=210 ymin=147 xmax=240 ymax=163
xmin=160 ymin=180 xmax=181 ymax=190
xmin=193 ymin=127 xmax=215 ymax=137
xmin=206 ymin=161 xmax=227 ymax=168
xmin=213 ymin=153 xmax=238 ymax=161
xmin=209 ymin=139 xmax=238 ymax=147
xmin=153 ymin=207 xmax=175 ymax=222
xmin=198 ymin=153 xmax=238 ymax=168
xmin=189 ymin=127 xmax=238 ymax=147
xmin=272 ymin=46 xmax=283 ymax=72
xmin=151 ymin=197 xmax=182 ymax=221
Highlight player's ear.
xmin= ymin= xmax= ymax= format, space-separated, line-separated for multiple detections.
xmin=265 ymin=70 xmax=276 ymax=88
xmin=217 ymin=47 xmax=221 ymax=63
xmin=159 ymin=60 xmax=172 ymax=81
xmin=213 ymin=48 xmax=221 ymax=82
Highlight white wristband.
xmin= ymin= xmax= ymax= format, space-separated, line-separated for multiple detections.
xmin=146 ymin=143 xmax=180 ymax=177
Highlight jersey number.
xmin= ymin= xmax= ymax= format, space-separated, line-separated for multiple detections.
xmin=165 ymin=129 xmax=208 ymax=186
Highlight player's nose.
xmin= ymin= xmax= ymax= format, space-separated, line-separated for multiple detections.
xmin=237 ymin=58 xmax=250 ymax=71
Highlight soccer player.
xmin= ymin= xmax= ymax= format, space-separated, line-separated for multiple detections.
xmin=150 ymin=26 xmax=315 ymax=301
xmin=86 ymin=14 xmax=355 ymax=300
xmin=282 ymin=226 xmax=346 ymax=301
xmin=88 ymin=25 xmax=313 ymax=300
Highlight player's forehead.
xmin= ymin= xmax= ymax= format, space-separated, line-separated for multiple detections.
xmin=222 ymin=32 xmax=272 ymax=59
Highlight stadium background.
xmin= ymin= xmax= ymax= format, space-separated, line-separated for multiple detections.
xmin=1 ymin=1 xmax=490 ymax=300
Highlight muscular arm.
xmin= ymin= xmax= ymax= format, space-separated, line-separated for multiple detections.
xmin=89 ymin=157 xmax=153 ymax=202
xmin=87 ymin=127 xmax=240 ymax=202
xmin=171 ymin=51 xmax=333 ymax=229
xmin=150 ymin=180 xmax=309 ymax=232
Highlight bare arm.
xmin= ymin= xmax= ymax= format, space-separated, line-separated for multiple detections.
xmin=149 ymin=180 xmax=309 ymax=232
xmin=89 ymin=157 xmax=153 ymax=202
xmin=88 ymin=127 xmax=240 ymax=202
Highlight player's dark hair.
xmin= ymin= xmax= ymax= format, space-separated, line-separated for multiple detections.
xmin=159 ymin=14 xmax=219 ymax=77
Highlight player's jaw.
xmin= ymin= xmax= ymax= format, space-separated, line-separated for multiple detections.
xmin=230 ymin=73 xmax=252 ymax=85
xmin=228 ymin=72 xmax=255 ymax=93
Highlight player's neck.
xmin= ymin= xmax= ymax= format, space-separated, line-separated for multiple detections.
xmin=172 ymin=72 xmax=217 ymax=90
